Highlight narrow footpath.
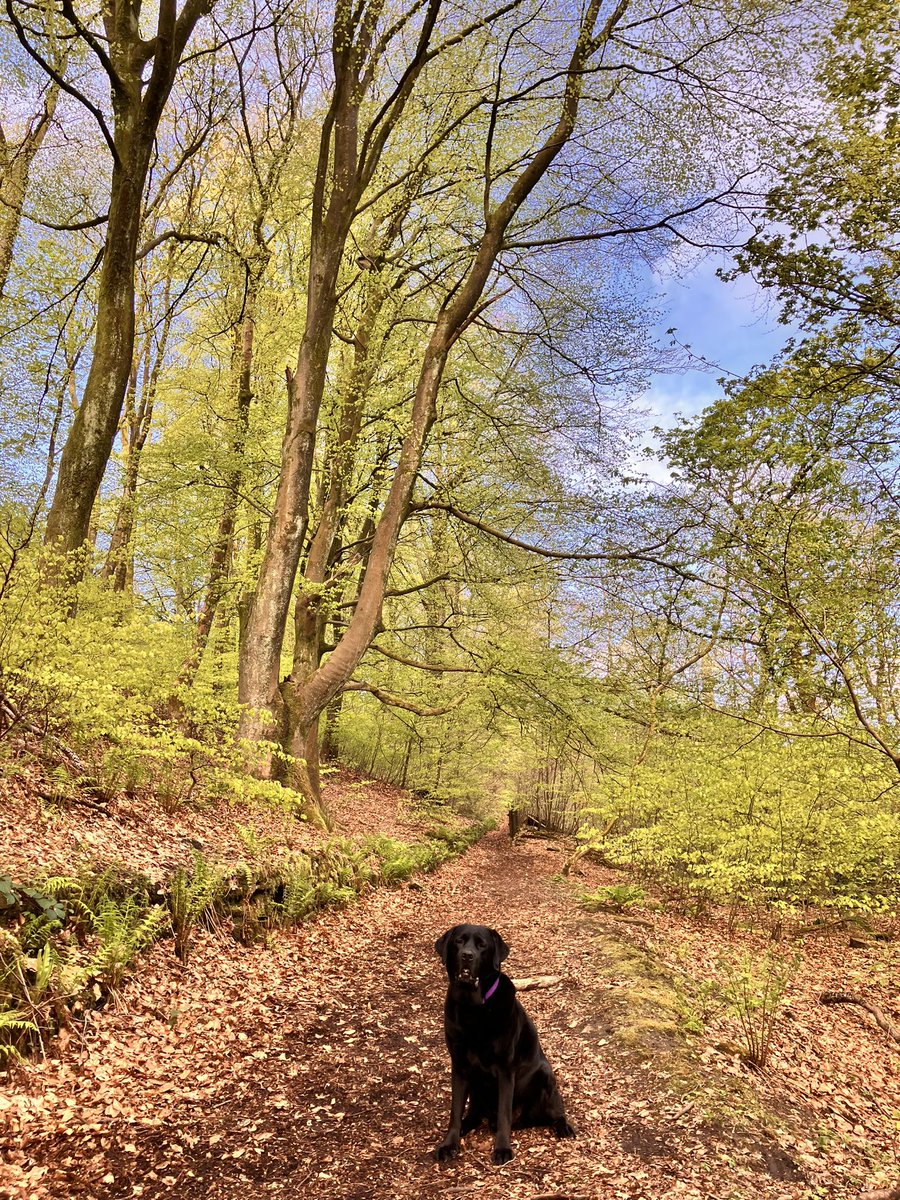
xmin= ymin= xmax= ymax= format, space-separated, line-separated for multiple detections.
xmin=3 ymin=832 xmax=825 ymax=1200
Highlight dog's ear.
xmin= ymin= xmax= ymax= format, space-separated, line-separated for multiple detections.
xmin=434 ymin=928 xmax=453 ymax=962
xmin=491 ymin=928 xmax=510 ymax=967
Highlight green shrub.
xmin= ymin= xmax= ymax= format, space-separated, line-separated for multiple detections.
xmin=0 ymin=562 xmax=326 ymax=822
xmin=579 ymin=883 xmax=645 ymax=913
xmin=716 ymin=950 xmax=795 ymax=1069
xmin=578 ymin=723 xmax=900 ymax=914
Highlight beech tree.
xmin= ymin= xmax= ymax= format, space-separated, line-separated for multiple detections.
xmin=231 ymin=0 xmax=806 ymax=815
xmin=5 ymin=0 xmax=218 ymax=560
xmin=236 ymin=0 xmax=512 ymax=757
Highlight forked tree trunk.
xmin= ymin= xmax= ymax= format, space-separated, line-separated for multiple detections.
xmin=101 ymin=354 xmax=143 ymax=590
xmin=276 ymin=0 xmax=624 ymax=807
xmin=237 ymin=0 xmax=444 ymax=758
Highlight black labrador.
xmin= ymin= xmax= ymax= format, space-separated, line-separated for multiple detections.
xmin=433 ymin=923 xmax=575 ymax=1165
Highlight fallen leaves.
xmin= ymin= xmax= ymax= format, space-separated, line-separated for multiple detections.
xmin=0 ymin=783 xmax=897 ymax=1200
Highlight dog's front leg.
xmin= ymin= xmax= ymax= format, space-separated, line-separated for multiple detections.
xmin=491 ymin=1072 xmax=514 ymax=1164
xmin=434 ymin=1066 xmax=467 ymax=1161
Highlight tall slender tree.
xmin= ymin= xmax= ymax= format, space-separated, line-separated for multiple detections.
xmin=5 ymin=0 xmax=217 ymax=561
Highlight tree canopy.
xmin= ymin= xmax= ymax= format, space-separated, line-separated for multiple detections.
xmin=2 ymin=0 xmax=899 ymax=912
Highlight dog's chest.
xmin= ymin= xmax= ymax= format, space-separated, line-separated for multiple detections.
xmin=446 ymin=1001 xmax=520 ymax=1072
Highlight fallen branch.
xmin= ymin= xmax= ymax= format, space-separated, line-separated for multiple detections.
xmin=512 ymin=975 xmax=563 ymax=992
xmin=820 ymin=991 xmax=900 ymax=1046
xmin=792 ymin=915 xmax=870 ymax=939
xmin=859 ymin=1186 xmax=900 ymax=1200
xmin=37 ymin=788 xmax=109 ymax=815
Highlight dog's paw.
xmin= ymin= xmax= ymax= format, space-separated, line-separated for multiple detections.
xmin=555 ymin=1118 xmax=576 ymax=1139
xmin=491 ymin=1145 xmax=514 ymax=1165
xmin=433 ymin=1140 xmax=460 ymax=1162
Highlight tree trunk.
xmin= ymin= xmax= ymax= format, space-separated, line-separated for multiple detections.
xmin=102 ymin=291 xmax=174 ymax=591
xmin=101 ymin=353 xmax=143 ymax=587
xmin=0 ymin=78 xmax=61 ymax=301
xmin=180 ymin=302 xmax=256 ymax=686
xmin=282 ymin=278 xmax=386 ymax=807
xmin=39 ymin=0 xmax=215 ymax=565
xmin=236 ymin=266 xmax=341 ymax=751
xmin=44 ymin=130 xmax=154 ymax=559
xmin=320 ymin=694 xmax=343 ymax=760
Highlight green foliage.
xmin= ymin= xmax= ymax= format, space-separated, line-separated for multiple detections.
xmin=0 ymin=935 xmax=82 ymax=1056
xmin=86 ymin=900 xmax=167 ymax=990
xmin=732 ymin=0 xmax=900 ymax=335
xmin=579 ymin=884 xmax=645 ymax=913
xmin=0 ymin=560 xmax=329 ymax=824
xmin=0 ymin=862 xmax=172 ymax=1058
xmin=0 ymin=1006 xmax=38 ymax=1066
xmin=366 ymin=835 xmax=435 ymax=884
xmin=168 ymin=852 xmax=227 ymax=964
xmin=716 ymin=951 xmax=794 ymax=1069
xmin=0 ymin=875 xmax=68 ymax=951
xmin=578 ymin=722 xmax=900 ymax=914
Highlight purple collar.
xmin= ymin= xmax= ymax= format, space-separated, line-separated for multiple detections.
xmin=483 ymin=976 xmax=500 ymax=1002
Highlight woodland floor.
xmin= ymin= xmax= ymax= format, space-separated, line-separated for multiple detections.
xmin=1 ymin=775 xmax=899 ymax=1200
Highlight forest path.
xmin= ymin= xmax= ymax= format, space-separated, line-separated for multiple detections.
xmin=7 ymin=831 xmax=805 ymax=1200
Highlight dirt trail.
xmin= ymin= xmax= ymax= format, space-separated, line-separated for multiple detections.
xmin=4 ymin=832 xmax=812 ymax=1200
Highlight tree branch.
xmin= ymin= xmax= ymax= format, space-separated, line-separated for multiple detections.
xmin=343 ymin=679 xmax=467 ymax=715
xmin=412 ymin=500 xmax=693 ymax=565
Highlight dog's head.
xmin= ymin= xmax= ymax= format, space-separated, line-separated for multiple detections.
xmin=434 ymin=923 xmax=509 ymax=989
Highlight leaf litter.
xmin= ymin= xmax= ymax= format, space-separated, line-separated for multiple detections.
xmin=1 ymin=777 xmax=898 ymax=1200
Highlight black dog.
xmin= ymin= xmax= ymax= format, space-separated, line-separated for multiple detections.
xmin=433 ymin=923 xmax=575 ymax=1164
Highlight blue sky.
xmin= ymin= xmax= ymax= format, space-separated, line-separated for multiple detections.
xmin=644 ymin=253 xmax=795 ymax=425
xmin=632 ymin=253 xmax=797 ymax=478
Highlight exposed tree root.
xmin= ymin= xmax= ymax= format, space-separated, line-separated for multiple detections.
xmin=820 ymin=991 xmax=900 ymax=1046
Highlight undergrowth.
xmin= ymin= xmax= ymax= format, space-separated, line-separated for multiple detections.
xmin=0 ymin=563 xmax=324 ymax=826
xmin=577 ymin=724 xmax=900 ymax=918
xmin=0 ymin=820 xmax=492 ymax=1064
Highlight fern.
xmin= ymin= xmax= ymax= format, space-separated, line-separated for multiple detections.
xmin=168 ymin=852 xmax=226 ymax=964
xmin=85 ymin=900 xmax=167 ymax=990
xmin=0 ymin=1008 xmax=38 ymax=1064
